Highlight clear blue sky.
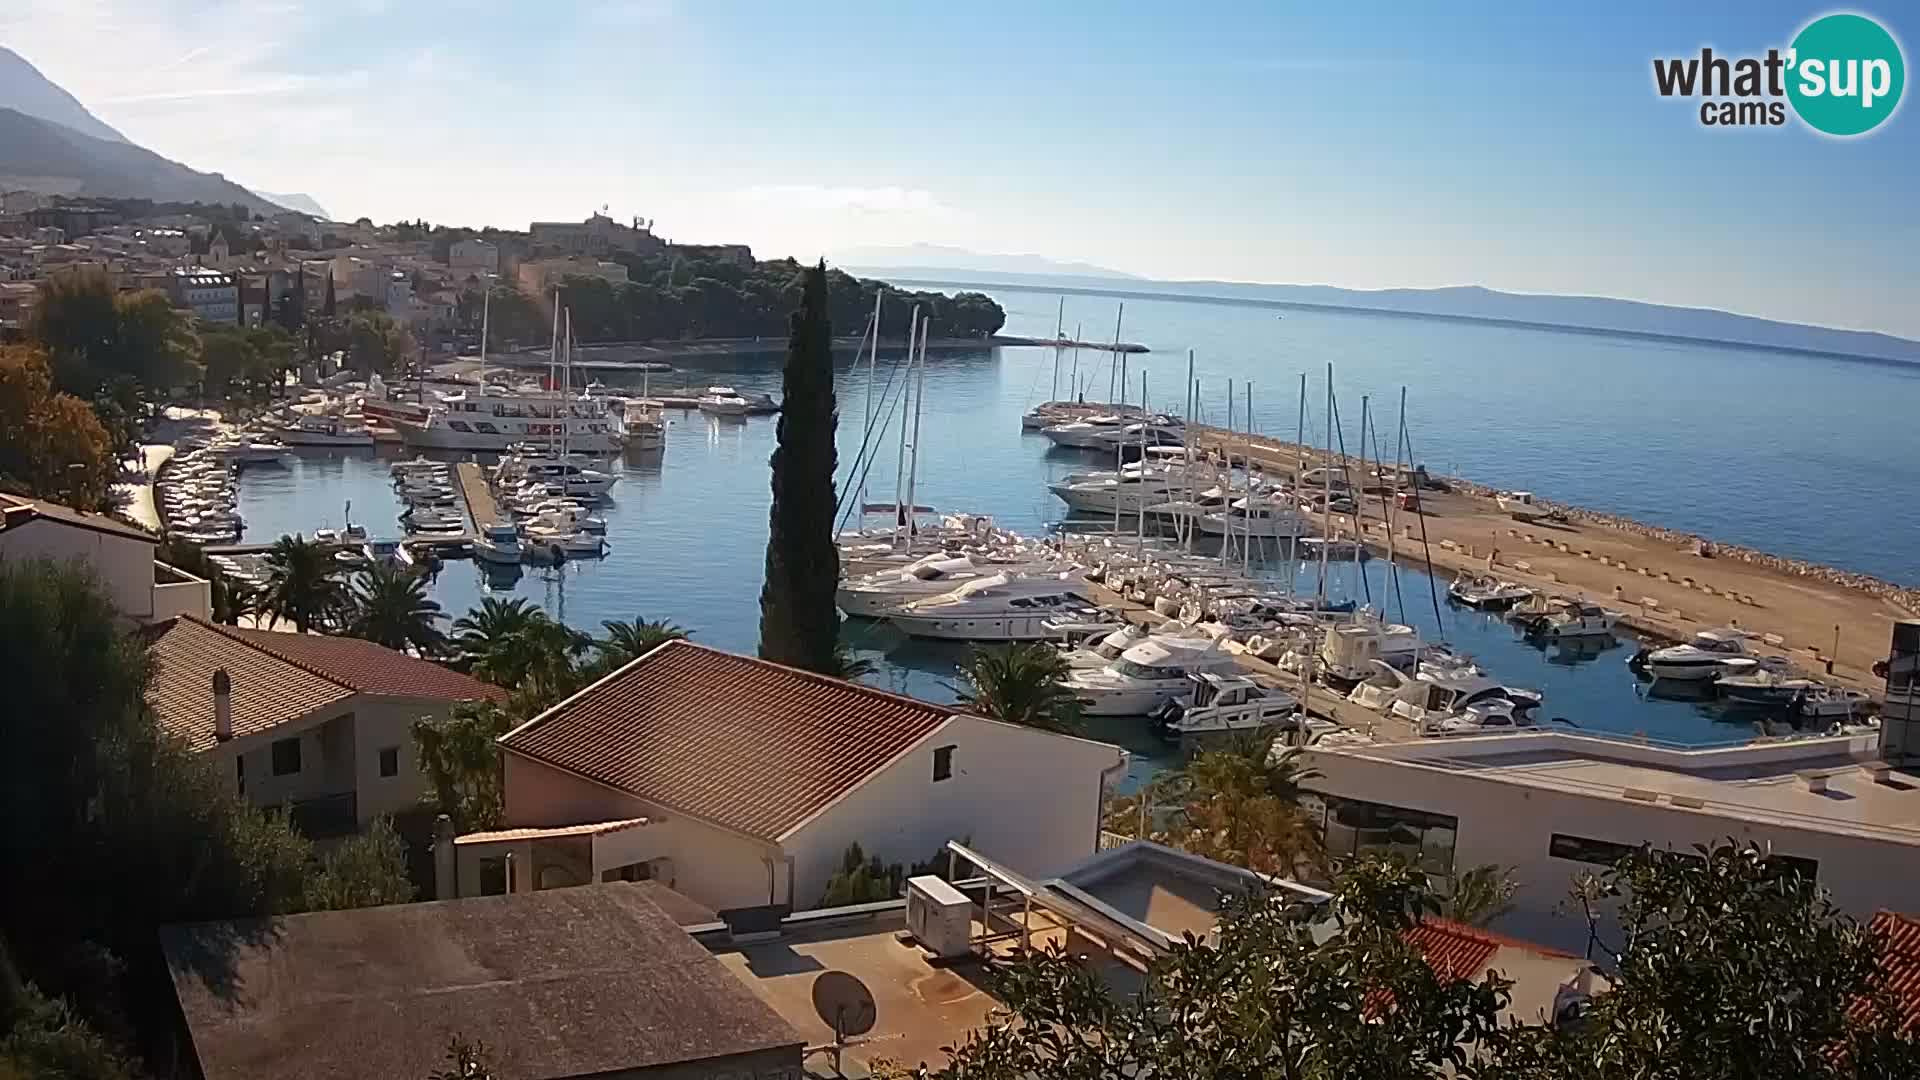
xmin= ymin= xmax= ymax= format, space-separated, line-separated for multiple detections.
xmin=5 ymin=1 xmax=1915 ymax=335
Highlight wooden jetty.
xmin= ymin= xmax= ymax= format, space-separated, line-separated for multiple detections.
xmin=1185 ymin=425 xmax=1907 ymax=694
xmin=455 ymin=462 xmax=502 ymax=531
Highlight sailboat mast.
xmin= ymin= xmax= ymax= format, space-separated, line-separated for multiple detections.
xmin=478 ymin=283 xmax=490 ymax=387
xmin=892 ymin=305 xmax=920 ymax=549
xmin=1113 ymin=304 xmax=1126 ymax=408
xmin=560 ymin=310 xmax=574 ymax=463
xmin=859 ymin=290 xmax=882 ymax=517
xmin=1243 ymin=381 xmax=1255 ymax=576
xmin=1221 ymin=379 xmax=1234 ymax=570
xmin=1318 ymin=364 xmax=1332 ymax=602
xmin=1051 ymin=296 xmax=1064 ymax=403
xmin=902 ymin=313 xmax=929 ymax=547
xmin=1136 ymin=371 xmax=1148 ymax=550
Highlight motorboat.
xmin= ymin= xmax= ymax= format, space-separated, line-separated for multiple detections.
xmin=1063 ymin=634 xmax=1241 ymax=716
xmin=1715 ymin=668 xmax=1821 ymax=708
xmin=362 ymin=539 xmax=412 ymax=567
xmin=1315 ymin=618 xmax=1422 ymax=683
xmin=1297 ymin=537 xmax=1371 ymax=560
xmin=1057 ymin=623 xmax=1154 ymax=669
xmin=1041 ymin=415 xmax=1131 ymax=450
xmin=888 ymin=574 xmax=1099 ymax=641
xmin=1642 ymin=628 xmax=1753 ymax=681
xmin=522 ymin=527 xmax=606 ymax=561
xmin=1149 ymin=672 xmax=1300 ymax=750
xmin=1090 ymin=421 xmax=1185 ymax=453
xmin=528 ymin=501 xmax=607 ymax=535
xmin=1348 ymin=657 xmax=1542 ymax=726
xmin=697 ymin=386 xmax=752 ymax=416
xmin=1048 ymin=471 xmax=1184 ymax=515
xmin=472 ymin=523 xmax=524 ymax=566
xmin=1511 ymin=597 xmax=1621 ymax=638
xmin=390 ymin=456 xmax=447 ymax=478
xmin=268 ymin=412 xmax=375 ymax=448
xmin=1197 ymin=496 xmax=1310 ymax=539
xmin=837 ymin=553 xmax=1005 ymax=618
xmin=1447 ymin=573 xmax=1533 ymax=611
xmin=1423 ymin=698 xmax=1540 ymax=736
xmin=1791 ymin=686 xmax=1873 ymax=721
xmin=390 ymin=387 xmax=624 ymax=453
xmin=1496 ymin=490 xmax=1549 ymax=523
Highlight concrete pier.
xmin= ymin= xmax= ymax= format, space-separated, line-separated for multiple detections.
xmin=455 ymin=462 xmax=502 ymax=532
xmin=1186 ymin=426 xmax=1909 ymax=694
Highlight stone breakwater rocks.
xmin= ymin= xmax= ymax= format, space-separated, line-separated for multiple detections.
xmin=1437 ymin=475 xmax=1920 ymax=615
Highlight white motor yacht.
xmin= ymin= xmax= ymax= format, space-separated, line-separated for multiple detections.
xmin=697 ymin=386 xmax=751 ymax=416
xmin=1048 ymin=471 xmax=1184 ymax=515
xmin=1041 ymin=415 xmax=1130 ymax=449
xmin=888 ymin=574 xmax=1098 ymax=641
xmin=523 ymin=527 xmax=606 ymax=560
xmin=1643 ymin=628 xmax=1752 ymax=681
xmin=269 ymin=412 xmax=375 ymax=448
xmin=836 ymin=554 xmax=1001 ymax=618
xmin=1533 ymin=600 xmax=1621 ymax=638
xmin=1150 ymin=672 xmax=1300 ymax=750
xmin=473 ymin=523 xmax=524 ymax=566
xmin=1197 ymin=496 xmax=1310 ymax=539
xmin=1064 ymin=634 xmax=1241 ymax=716
xmin=1447 ymin=573 xmax=1533 ymax=611
xmin=529 ymin=501 xmax=607 ymax=535
xmin=1348 ymin=657 xmax=1543 ymax=725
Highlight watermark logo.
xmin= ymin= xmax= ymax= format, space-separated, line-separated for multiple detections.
xmin=1653 ymin=12 xmax=1905 ymax=136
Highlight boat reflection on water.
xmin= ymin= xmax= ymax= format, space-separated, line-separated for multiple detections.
xmin=1525 ymin=632 xmax=1624 ymax=667
xmin=477 ymin=559 xmax=524 ymax=593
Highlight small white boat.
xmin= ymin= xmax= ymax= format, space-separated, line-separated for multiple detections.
xmin=1643 ymin=628 xmax=1752 ymax=681
xmin=1150 ymin=672 xmax=1299 ymax=749
xmin=472 ymin=523 xmax=523 ymax=566
xmin=523 ymin=527 xmax=605 ymax=560
xmin=1041 ymin=415 xmax=1130 ymax=450
xmin=1533 ymin=600 xmax=1621 ymax=638
xmin=1198 ymin=496 xmax=1310 ymax=539
xmin=1448 ymin=573 xmax=1532 ymax=611
xmin=1496 ymin=490 xmax=1548 ymax=523
xmin=1791 ymin=686 xmax=1872 ymax=721
xmin=697 ymin=386 xmax=751 ymax=416
xmin=1316 ymin=618 xmax=1423 ymax=683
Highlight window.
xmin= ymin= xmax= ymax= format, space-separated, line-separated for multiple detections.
xmin=478 ymin=856 xmax=508 ymax=896
xmin=1549 ymin=834 xmax=1817 ymax=880
xmin=933 ymin=745 xmax=956 ymax=782
xmin=1311 ymin=793 xmax=1458 ymax=876
xmin=271 ymin=737 xmax=302 ymax=776
xmin=601 ymin=861 xmax=654 ymax=883
xmin=378 ymin=746 xmax=400 ymax=778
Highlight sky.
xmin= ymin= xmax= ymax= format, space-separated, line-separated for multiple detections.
xmin=3 ymin=1 xmax=1916 ymax=336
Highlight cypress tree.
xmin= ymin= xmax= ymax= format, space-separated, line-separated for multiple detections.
xmin=758 ymin=262 xmax=841 ymax=673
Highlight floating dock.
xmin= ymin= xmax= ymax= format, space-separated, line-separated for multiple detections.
xmin=455 ymin=462 xmax=502 ymax=531
xmin=1185 ymin=426 xmax=1907 ymax=694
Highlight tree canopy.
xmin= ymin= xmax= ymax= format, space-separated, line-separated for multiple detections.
xmin=0 ymin=345 xmax=115 ymax=509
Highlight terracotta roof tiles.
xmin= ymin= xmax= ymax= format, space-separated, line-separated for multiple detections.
xmin=500 ymin=641 xmax=954 ymax=842
xmin=1868 ymin=910 xmax=1920 ymax=1033
xmin=146 ymin=616 xmax=501 ymax=751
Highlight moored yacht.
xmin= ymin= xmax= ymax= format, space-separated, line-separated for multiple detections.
xmin=269 ymin=411 xmax=376 ymax=448
xmin=887 ymin=574 xmax=1098 ymax=641
xmin=1150 ymin=672 xmax=1300 ymax=750
xmin=1447 ymin=573 xmax=1533 ymax=611
xmin=697 ymin=386 xmax=751 ymax=416
xmin=472 ymin=523 xmax=524 ymax=566
xmin=1063 ymin=634 xmax=1241 ymax=716
xmin=1642 ymin=628 xmax=1752 ymax=681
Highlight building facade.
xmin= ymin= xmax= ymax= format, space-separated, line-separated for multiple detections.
xmin=167 ymin=268 xmax=239 ymax=323
xmin=448 ymin=237 xmax=499 ymax=274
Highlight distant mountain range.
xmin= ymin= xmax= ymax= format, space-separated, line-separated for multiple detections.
xmin=865 ymin=268 xmax=1920 ymax=367
xmin=838 ymin=243 xmax=1139 ymax=281
xmin=0 ymin=47 xmax=127 ymax=143
xmin=250 ymin=190 xmax=330 ymax=218
xmin=0 ymin=46 xmax=285 ymax=215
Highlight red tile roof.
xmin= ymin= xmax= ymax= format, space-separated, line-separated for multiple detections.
xmin=0 ymin=492 xmax=156 ymax=544
xmin=146 ymin=616 xmax=500 ymax=751
xmin=1869 ymin=910 xmax=1920 ymax=1033
xmin=1404 ymin=919 xmax=1503 ymax=984
xmin=221 ymin=624 xmax=503 ymax=702
xmin=500 ymin=641 xmax=954 ymax=842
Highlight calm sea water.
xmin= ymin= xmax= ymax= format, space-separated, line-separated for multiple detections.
xmin=234 ymin=289 xmax=1918 ymax=778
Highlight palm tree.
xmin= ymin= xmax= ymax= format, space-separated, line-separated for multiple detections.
xmin=1110 ymin=740 xmax=1327 ymax=879
xmin=261 ymin=533 xmax=346 ymax=632
xmin=451 ymin=597 xmax=540 ymax=670
xmin=594 ymin=617 xmax=689 ymax=667
xmin=956 ymin=643 xmax=1083 ymax=734
xmin=1441 ymin=864 xmax=1518 ymax=927
xmin=345 ymin=561 xmax=447 ymax=655
xmin=219 ymin=578 xmax=261 ymax=626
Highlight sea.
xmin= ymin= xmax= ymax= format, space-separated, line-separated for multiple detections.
xmin=231 ymin=286 xmax=1920 ymax=788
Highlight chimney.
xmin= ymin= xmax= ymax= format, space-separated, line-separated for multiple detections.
xmin=212 ymin=669 xmax=233 ymax=742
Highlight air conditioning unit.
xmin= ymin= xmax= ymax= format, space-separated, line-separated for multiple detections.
xmin=905 ymin=874 xmax=971 ymax=959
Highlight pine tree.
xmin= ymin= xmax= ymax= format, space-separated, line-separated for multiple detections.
xmin=758 ymin=262 xmax=841 ymax=673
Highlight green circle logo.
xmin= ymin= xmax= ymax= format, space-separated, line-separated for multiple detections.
xmin=1787 ymin=13 xmax=1905 ymax=136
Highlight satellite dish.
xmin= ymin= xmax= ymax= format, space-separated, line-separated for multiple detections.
xmin=811 ymin=970 xmax=877 ymax=1039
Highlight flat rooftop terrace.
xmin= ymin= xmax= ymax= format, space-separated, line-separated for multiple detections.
xmin=1326 ymin=730 xmax=1920 ymax=845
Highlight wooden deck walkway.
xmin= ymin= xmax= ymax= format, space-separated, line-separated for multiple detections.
xmin=455 ymin=462 xmax=502 ymax=532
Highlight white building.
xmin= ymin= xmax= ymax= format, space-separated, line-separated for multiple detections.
xmin=167 ymin=268 xmax=238 ymax=323
xmin=451 ymin=641 xmax=1129 ymax=912
xmin=448 ymin=237 xmax=499 ymax=274
xmin=0 ymin=494 xmax=208 ymax=623
xmin=146 ymin=616 xmax=504 ymax=834
xmin=1302 ymin=727 xmax=1919 ymax=952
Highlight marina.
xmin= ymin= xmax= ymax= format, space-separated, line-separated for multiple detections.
xmin=184 ymin=288 xmax=1916 ymax=791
